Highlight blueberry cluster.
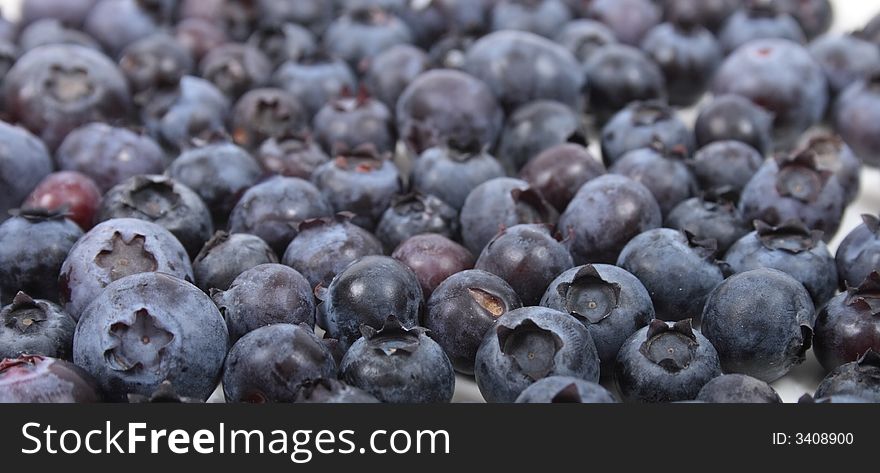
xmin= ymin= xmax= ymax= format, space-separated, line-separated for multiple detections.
xmin=1 ymin=0 xmax=879 ymax=404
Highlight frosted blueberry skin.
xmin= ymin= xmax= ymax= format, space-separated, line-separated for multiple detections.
xmin=73 ymin=272 xmax=228 ymax=402
xmin=600 ymin=100 xmax=694 ymax=166
xmin=222 ymin=323 xmax=335 ymax=403
xmin=814 ymin=350 xmax=880 ymax=402
xmin=497 ymin=100 xmax=588 ymax=174
xmin=615 ymin=319 xmax=722 ymax=403
xmin=702 ymin=268 xmax=815 ymax=382
xmin=583 ymin=45 xmax=666 ymax=126
xmin=340 ymin=317 xmax=455 ymax=404
xmin=665 ymin=195 xmax=750 ymax=257
xmin=617 ymin=229 xmax=725 ymax=322
xmin=193 ymin=231 xmax=278 ymax=293
xmin=712 ymin=39 xmax=827 ymax=150
xmin=425 ymin=269 xmax=522 ymax=375
xmin=640 ymin=20 xmax=722 ymax=107
xmin=59 ymin=218 xmax=194 ymax=321
xmin=0 ymin=210 xmax=83 ymax=305
xmin=0 ymin=355 xmax=101 ymax=403
xmin=560 ymin=175 xmax=662 ymax=265
xmin=212 ymin=264 xmax=315 ymax=344
xmin=0 ymin=122 xmax=54 ymax=224
xmin=475 ymin=306 xmax=600 ymax=403
xmin=696 ymin=374 xmax=782 ymax=403
xmin=542 ymin=264 xmax=655 ymax=367
xmin=694 ymin=94 xmax=774 ymax=155
xmin=0 ymin=293 xmax=76 ymax=361
xmin=318 ymin=256 xmax=423 ymax=350
xmin=282 ymin=214 xmax=384 ymax=292
xmin=464 ymin=30 xmax=585 ymax=113
xmin=515 ymin=376 xmax=618 ymax=403
xmin=411 ymin=146 xmax=506 ymax=212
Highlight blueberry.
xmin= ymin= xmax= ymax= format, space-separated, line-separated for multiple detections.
xmin=560 ymin=175 xmax=662 ymax=265
xmin=717 ymin=0 xmax=806 ymax=55
xmin=725 ymin=220 xmax=838 ymax=307
xmin=695 ymin=374 xmax=782 ymax=403
xmin=809 ymin=33 xmax=880 ymax=99
xmin=363 ymin=44 xmax=429 ymax=110
xmin=640 ymin=18 xmax=722 ymax=107
xmin=662 ymin=0 xmax=739 ymax=33
xmin=293 ymin=378 xmax=380 ymax=403
xmin=251 ymin=0 xmax=334 ymax=36
xmin=0 ymin=355 xmax=101 ymax=403
xmin=140 ymin=76 xmax=231 ymax=150
xmin=168 ymin=142 xmax=262 ymax=224
xmin=256 ymin=132 xmax=330 ymax=179
xmin=59 ymin=218 xmax=194 ymax=321
xmin=614 ymin=319 xmax=721 ymax=403
xmin=834 ymin=73 xmax=880 ymax=166
xmin=73 ymin=272 xmax=228 ymax=401
xmin=542 ymin=264 xmax=655 ymax=367
xmin=0 ymin=209 xmax=83 ymax=304
xmin=222 ymin=323 xmax=335 ymax=403
xmin=836 ymin=214 xmax=880 ymax=289
xmin=23 ymin=171 xmax=102 ymax=231
xmin=324 ymin=6 xmax=413 ymax=75
xmin=475 ymin=306 xmax=600 ymax=403
xmin=711 ymin=39 xmax=827 ymax=149
xmin=21 ymin=0 xmax=97 ymax=28
xmin=98 ymin=175 xmax=213 ymax=257
xmin=318 ymin=255 xmax=423 ymax=348
xmin=689 ymin=141 xmax=765 ymax=195
xmin=475 ymin=224 xmax=573 ymax=306
xmin=230 ymin=88 xmax=309 ymax=151
xmin=310 ymin=148 xmax=400 ymax=231
xmin=392 ymin=233 xmax=474 ymax=299
xmin=4 ymin=44 xmax=131 ymax=151
xmin=0 ymin=293 xmax=76 ymax=361
xmin=739 ymin=152 xmax=846 ymax=240
xmin=797 ymin=133 xmax=861 ymax=204
xmin=519 ymin=144 xmax=605 ymax=212
xmin=199 ymin=43 xmax=271 ymax=100
xmin=601 ymin=101 xmax=693 ymax=166
xmin=496 ymin=100 xmax=588 ymax=173
xmin=19 ymin=19 xmax=102 ymax=52
xmin=174 ymin=19 xmax=228 ymax=63
xmin=610 ymin=144 xmax=697 ymax=216
xmin=272 ymin=53 xmax=357 ymax=119
xmin=398 ymin=0 xmax=490 ymax=49
xmin=459 ymin=178 xmax=559 ymax=255
xmin=618 ymin=229 xmax=725 ymax=322
xmin=396 ymin=68 xmax=503 ymax=154
xmin=411 ymin=145 xmax=506 ymax=211
xmin=814 ymin=349 xmax=880 ymax=402
xmin=0 ymin=122 xmax=54 ymax=224
xmin=56 ymin=123 xmax=167 ymax=194
xmin=490 ymin=0 xmax=572 ymax=39
xmin=426 ymin=34 xmax=476 ymax=70
xmin=282 ymin=213 xmax=384 ymax=291
xmin=515 ymin=376 xmax=618 ymax=403
xmin=778 ymin=0 xmax=833 ymax=40
xmin=84 ymin=0 xmax=163 ymax=57
xmin=193 ymin=231 xmax=277 ymax=293
xmin=340 ymin=316 xmax=454 ymax=403
xmin=377 ymin=194 xmax=459 ymax=252
xmin=665 ymin=193 xmax=750 ymax=257
xmin=554 ymin=19 xmax=617 ymax=64
xmin=119 ymin=33 xmax=195 ymax=98
xmin=229 ymin=176 xmax=333 ymax=255
xmin=464 ymin=30 xmax=585 ymax=113
xmin=247 ymin=22 xmax=317 ymax=68
xmin=813 ymin=272 xmax=880 ymax=372
xmin=313 ymin=91 xmax=396 ymax=155
xmin=799 ymin=393 xmax=872 ymax=403
xmin=213 ymin=264 xmax=315 ymax=343
xmin=424 ymin=269 xmax=522 ymax=374
xmin=583 ymin=0 xmax=661 ymax=46
xmin=694 ymin=94 xmax=774 ymax=155
xmin=701 ymin=268 xmax=814 ymax=382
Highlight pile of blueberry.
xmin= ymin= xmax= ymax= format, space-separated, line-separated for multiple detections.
xmin=1 ymin=0 xmax=880 ymax=404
